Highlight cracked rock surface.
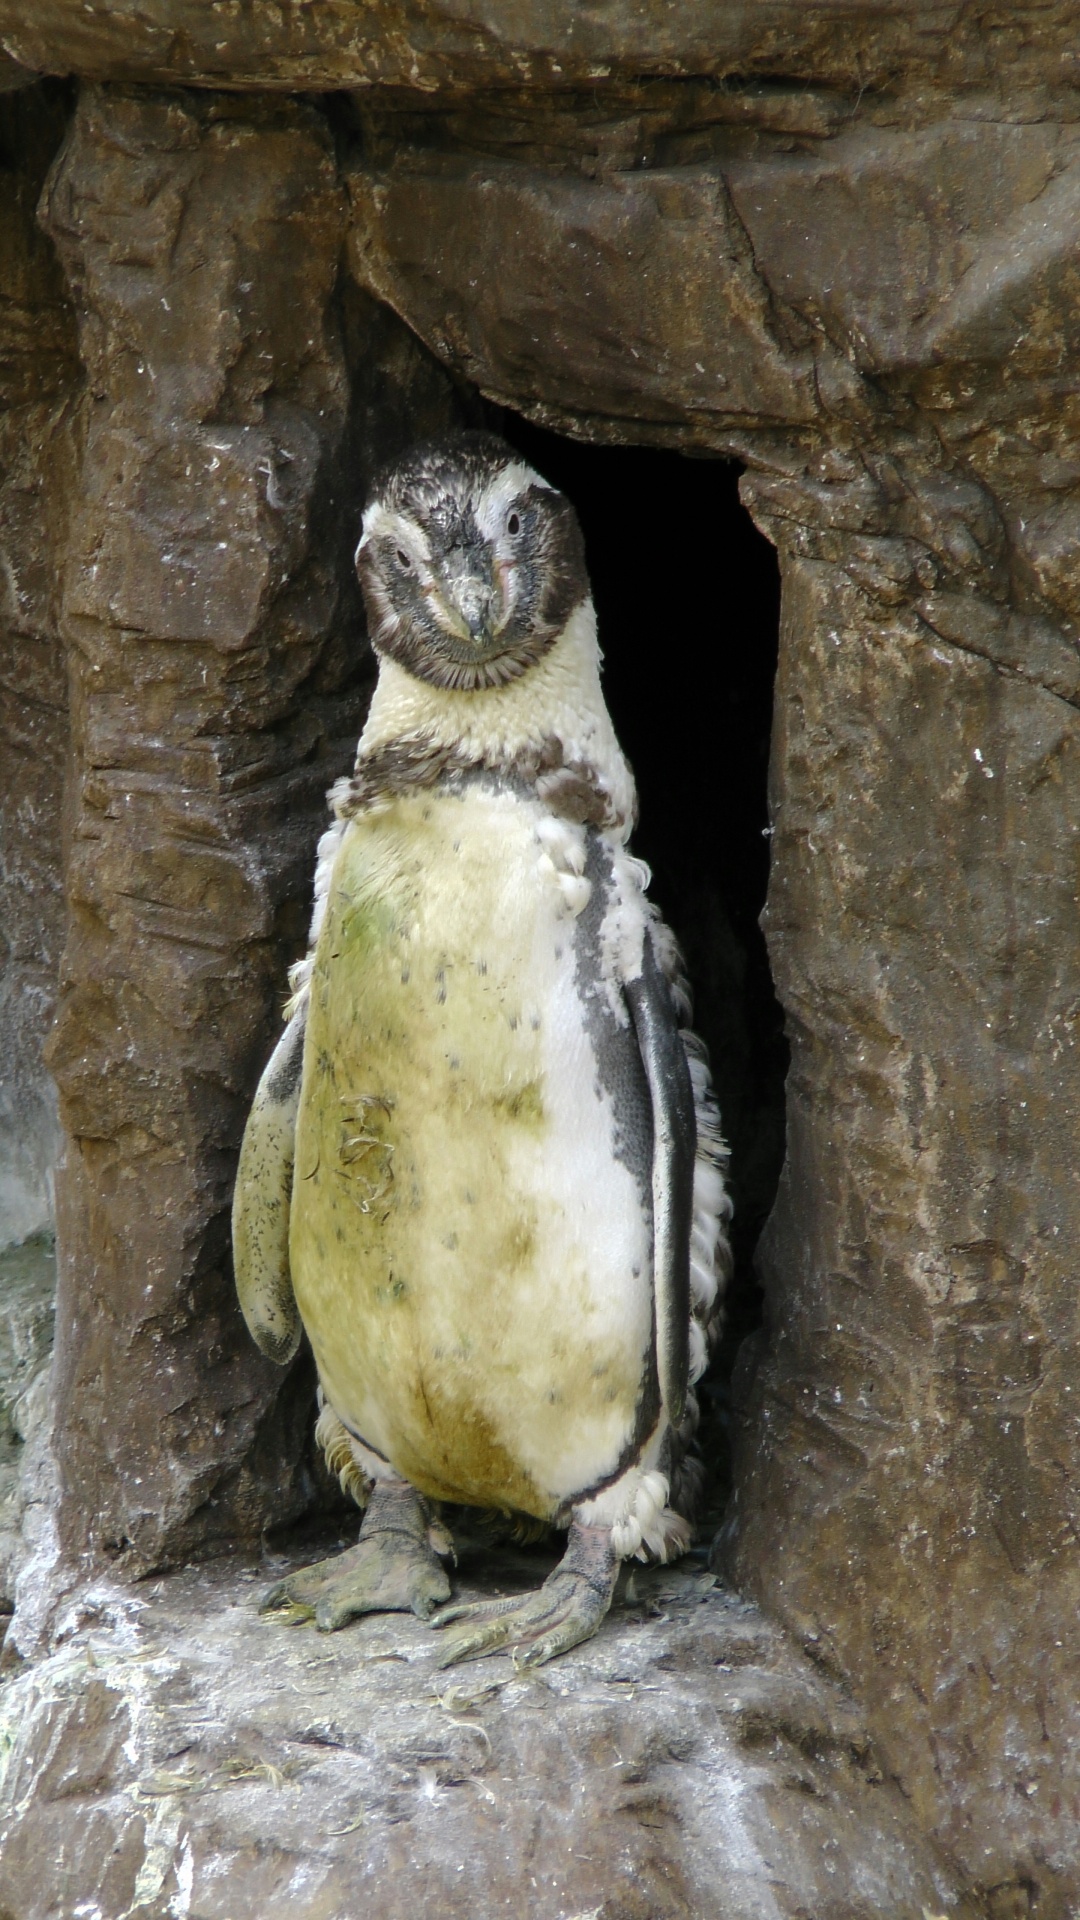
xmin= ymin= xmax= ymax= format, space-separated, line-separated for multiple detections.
xmin=0 ymin=1543 xmax=973 ymax=1920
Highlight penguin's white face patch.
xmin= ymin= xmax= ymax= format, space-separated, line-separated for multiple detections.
xmin=473 ymin=461 xmax=554 ymax=543
xmin=355 ymin=503 xmax=433 ymax=574
xmin=355 ymin=431 xmax=588 ymax=692
xmin=474 ymin=462 xmax=556 ymax=630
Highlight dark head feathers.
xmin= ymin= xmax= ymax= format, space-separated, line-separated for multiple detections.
xmin=356 ymin=430 xmax=589 ymax=692
xmin=367 ymin=430 xmax=518 ymax=516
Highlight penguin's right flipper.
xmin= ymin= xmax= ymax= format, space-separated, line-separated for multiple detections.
xmin=232 ymin=1005 xmax=306 ymax=1365
xmin=625 ymin=930 xmax=697 ymax=1429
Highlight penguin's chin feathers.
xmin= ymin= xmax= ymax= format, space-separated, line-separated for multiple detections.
xmin=361 ymin=576 xmax=564 ymax=692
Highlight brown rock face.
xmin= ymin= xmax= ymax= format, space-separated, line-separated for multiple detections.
xmin=0 ymin=84 xmax=78 ymax=1252
xmin=0 ymin=0 xmax=1075 ymax=96
xmin=36 ymin=86 xmax=463 ymax=1573
xmin=733 ymin=551 xmax=1080 ymax=1896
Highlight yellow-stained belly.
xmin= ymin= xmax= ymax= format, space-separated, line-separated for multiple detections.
xmin=289 ymin=784 xmax=653 ymax=1517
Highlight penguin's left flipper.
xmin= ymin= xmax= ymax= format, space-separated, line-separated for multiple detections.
xmin=431 ymin=1520 xmax=618 ymax=1668
xmin=625 ymin=930 xmax=696 ymax=1429
xmin=231 ymin=1005 xmax=306 ymax=1366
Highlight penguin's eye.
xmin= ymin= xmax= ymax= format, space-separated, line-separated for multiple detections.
xmin=506 ymin=511 xmax=521 ymax=537
xmin=396 ymin=548 xmax=412 ymax=571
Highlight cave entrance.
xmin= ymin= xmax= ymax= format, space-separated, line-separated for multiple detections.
xmin=501 ymin=416 xmax=787 ymax=1502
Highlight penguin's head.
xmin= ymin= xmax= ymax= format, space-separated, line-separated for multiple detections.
xmin=355 ymin=431 xmax=589 ymax=691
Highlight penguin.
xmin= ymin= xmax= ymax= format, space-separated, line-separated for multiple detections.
xmin=232 ymin=430 xmax=731 ymax=1665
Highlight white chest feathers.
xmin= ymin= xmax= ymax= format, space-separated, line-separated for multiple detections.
xmin=288 ymin=777 xmax=661 ymax=1517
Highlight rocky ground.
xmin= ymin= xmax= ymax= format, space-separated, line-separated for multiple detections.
xmin=0 ymin=1526 xmax=974 ymax=1920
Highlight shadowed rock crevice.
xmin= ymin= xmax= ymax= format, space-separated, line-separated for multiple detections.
xmin=0 ymin=82 xmax=81 ymax=1616
xmin=0 ymin=81 xmax=79 ymax=1258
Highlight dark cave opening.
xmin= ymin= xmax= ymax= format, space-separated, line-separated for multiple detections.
xmin=501 ymin=416 xmax=788 ymax=1501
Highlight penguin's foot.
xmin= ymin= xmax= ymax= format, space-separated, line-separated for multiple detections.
xmin=260 ymin=1480 xmax=452 ymax=1631
xmin=430 ymin=1519 xmax=618 ymax=1668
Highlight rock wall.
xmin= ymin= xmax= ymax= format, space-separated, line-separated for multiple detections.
xmin=0 ymin=0 xmax=1074 ymax=96
xmin=0 ymin=83 xmax=78 ymax=1252
xmin=33 ymin=85 xmax=465 ymax=1576
xmin=737 ymin=552 xmax=1080 ymax=1907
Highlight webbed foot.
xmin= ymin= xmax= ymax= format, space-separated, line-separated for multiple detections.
xmin=431 ymin=1519 xmax=617 ymax=1667
xmin=261 ymin=1480 xmax=452 ymax=1630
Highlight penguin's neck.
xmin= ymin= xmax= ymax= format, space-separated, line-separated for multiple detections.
xmin=354 ymin=598 xmax=636 ymax=836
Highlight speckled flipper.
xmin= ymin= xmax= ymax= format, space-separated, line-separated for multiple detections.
xmin=625 ymin=932 xmax=696 ymax=1428
xmin=232 ymin=1007 xmax=306 ymax=1366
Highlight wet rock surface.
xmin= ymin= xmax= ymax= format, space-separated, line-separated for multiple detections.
xmin=0 ymin=1542 xmax=974 ymax=1920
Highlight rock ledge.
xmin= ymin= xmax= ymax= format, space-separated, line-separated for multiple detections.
xmin=0 ymin=1541 xmax=975 ymax=1919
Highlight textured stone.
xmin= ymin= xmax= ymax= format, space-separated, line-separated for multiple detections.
xmin=344 ymin=98 xmax=1080 ymax=461
xmin=347 ymin=143 xmax=819 ymax=440
xmin=0 ymin=1547 xmax=975 ymax=1920
xmin=0 ymin=1236 xmax=55 ymax=1602
xmin=0 ymin=0 xmax=1077 ymax=97
xmin=0 ymin=82 xmax=80 ymax=1250
xmin=33 ymin=85 xmax=464 ymax=1578
xmin=726 ymin=550 xmax=1080 ymax=1905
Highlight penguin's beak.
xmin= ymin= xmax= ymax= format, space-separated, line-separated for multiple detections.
xmin=438 ymin=547 xmax=504 ymax=649
xmin=458 ymin=576 xmax=495 ymax=642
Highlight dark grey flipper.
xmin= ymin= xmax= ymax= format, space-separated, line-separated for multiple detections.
xmin=231 ymin=1005 xmax=306 ymax=1365
xmin=626 ymin=933 xmax=697 ymax=1428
